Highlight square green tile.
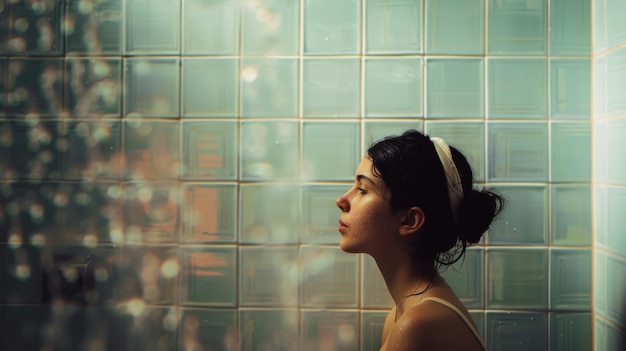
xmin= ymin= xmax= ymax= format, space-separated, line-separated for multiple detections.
xmin=125 ymin=0 xmax=180 ymax=54
xmin=550 ymin=0 xmax=591 ymax=56
xmin=181 ymin=246 xmax=237 ymax=306
xmin=302 ymin=58 xmax=361 ymax=118
xmin=365 ymin=58 xmax=422 ymax=117
xmin=123 ymin=120 xmax=180 ymax=179
xmin=550 ymin=249 xmax=591 ymax=310
xmin=550 ymin=59 xmax=591 ymax=119
xmin=595 ymin=186 xmax=608 ymax=248
xmin=594 ymin=120 xmax=608 ymax=183
xmin=182 ymin=0 xmax=240 ymax=55
xmin=301 ymin=184 xmax=346 ymax=244
xmin=550 ymin=122 xmax=591 ymax=182
xmin=488 ymin=59 xmax=547 ymax=119
xmin=488 ymin=185 xmax=547 ymax=245
xmin=440 ymin=248 xmax=484 ymax=308
xmin=366 ymin=0 xmax=422 ymax=54
xmin=302 ymin=122 xmax=360 ymax=180
xmin=607 ymin=119 xmax=626 ymax=185
xmin=304 ymin=0 xmax=360 ymax=54
xmin=5 ymin=121 xmax=63 ymax=180
xmin=594 ymin=56 xmax=607 ymax=117
xmin=594 ymin=0 xmax=607 ymax=53
xmin=124 ymin=58 xmax=180 ymax=118
xmin=242 ymin=0 xmax=299 ymax=55
xmin=239 ymin=247 xmax=299 ymax=304
xmin=606 ymin=320 xmax=626 ymax=351
xmin=301 ymin=310 xmax=359 ymax=348
xmin=488 ymin=122 xmax=548 ymax=181
xmin=241 ymin=58 xmax=298 ymax=118
xmin=426 ymin=0 xmax=483 ymax=54
xmin=486 ymin=312 xmax=548 ymax=350
xmin=607 ymin=47 xmax=626 ymax=117
xmin=425 ymin=122 xmax=485 ymax=181
xmin=550 ymin=313 xmax=592 ymax=351
xmin=606 ymin=255 xmax=626 ymax=326
xmin=182 ymin=184 xmax=238 ymax=243
xmin=63 ymin=120 xmax=122 ymax=179
xmin=182 ymin=120 xmax=238 ymax=180
xmin=9 ymin=0 xmax=64 ymax=55
xmin=239 ymin=309 xmax=299 ymax=347
xmin=364 ymin=121 xmax=422 ymax=151
xmin=182 ymin=58 xmax=238 ymax=117
xmin=8 ymin=58 xmax=64 ymax=117
xmin=66 ymin=0 xmax=122 ymax=54
xmin=488 ymin=0 xmax=547 ymax=55
xmin=361 ymin=311 xmax=388 ymax=351
xmin=487 ymin=249 xmax=548 ymax=309
xmin=426 ymin=58 xmax=483 ymax=118
xmin=607 ymin=187 xmax=626 ymax=258
xmin=469 ymin=311 xmax=485 ymax=338
xmin=240 ymin=120 xmax=298 ymax=180
xmin=595 ymin=252 xmax=607 ymax=316
xmin=606 ymin=0 xmax=626 ymax=48
xmin=239 ymin=184 xmax=300 ymax=244
xmin=550 ymin=185 xmax=591 ymax=246
xmin=300 ymin=246 xmax=359 ymax=307
xmin=121 ymin=183 xmax=181 ymax=242
xmin=65 ymin=58 xmax=122 ymax=118
xmin=178 ymin=309 xmax=237 ymax=350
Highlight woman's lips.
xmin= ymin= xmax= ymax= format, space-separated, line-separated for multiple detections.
xmin=338 ymin=220 xmax=348 ymax=232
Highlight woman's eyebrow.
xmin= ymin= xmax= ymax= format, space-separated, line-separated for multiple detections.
xmin=356 ymin=174 xmax=376 ymax=186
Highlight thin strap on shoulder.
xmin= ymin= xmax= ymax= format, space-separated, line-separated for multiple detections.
xmin=420 ymin=297 xmax=487 ymax=351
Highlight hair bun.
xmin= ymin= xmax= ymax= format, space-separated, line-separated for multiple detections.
xmin=457 ymin=189 xmax=504 ymax=243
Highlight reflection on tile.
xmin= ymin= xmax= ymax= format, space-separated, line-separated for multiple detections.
xmin=302 ymin=58 xmax=360 ymax=118
xmin=123 ymin=120 xmax=180 ymax=179
xmin=361 ymin=311 xmax=387 ymax=351
xmin=426 ymin=58 xmax=483 ymax=118
xmin=239 ymin=247 xmax=299 ymax=306
xmin=364 ymin=121 xmax=422 ymax=150
xmin=488 ymin=0 xmax=547 ymax=55
xmin=182 ymin=120 xmax=238 ymax=180
xmin=64 ymin=120 xmax=122 ymax=179
xmin=488 ymin=122 xmax=548 ymax=181
xmin=66 ymin=0 xmax=123 ymax=55
xmin=607 ymin=119 xmax=626 ymax=186
xmin=122 ymin=183 xmax=180 ymax=243
xmin=426 ymin=0 xmax=483 ymax=54
xmin=240 ymin=121 xmax=298 ymax=180
xmin=301 ymin=310 xmax=359 ymax=349
xmin=182 ymin=0 xmax=239 ymax=55
xmin=182 ymin=59 xmax=238 ymax=117
xmin=486 ymin=312 xmax=548 ymax=350
xmin=116 ymin=246 xmax=179 ymax=304
xmin=487 ymin=248 xmax=548 ymax=309
xmin=242 ymin=0 xmax=299 ymax=55
xmin=488 ymin=59 xmax=547 ymax=118
xmin=607 ymin=187 xmax=626 ymax=257
xmin=550 ymin=249 xmax=591 ymax=310
xmin=607 ymin=46 xmax=626 ymax=116
xmin=441 ymin=248 xmax=484 ymax=308
xmin=241 ymin=58 xmax=298 ymax=118
xmin=181 ymin=246 xmax=236 ymax=306
xmin=551 ymin=122 xmax=591 ymax=182
xmin=301 ymin=246 xmax=359 ymax=307
xmin=65 ymin=58 xmax=122 ymax=118
xmin=1 ymin=121 xmax=63 ymax=180
xmin=550 ymin=313 xmax=592 ymax=351
xmin=182 ymin=184 xmax=237 ymax=243
xmin=8 ymin=58 xmax=64 ymax=117
xmin=302 ymin=122 xmax=359 ymax=180
xmin=304 ymin=0 xmax=360 ymax=54
xmin=550 ymin=59 xmax=591 ymax=119
xmin=124 ymin=59 xmax=180 ymax=118
xmin=179 ymin=308 xmax=237 ymax=350
xmin=361 ymin=255 xmax=393 ymax=308
xmin=8 ymin=0 xmax=64 ymax=55
xmin=426 ymin=122 xmax=485 ymax=181
xmin=488 ymin=185 xmax=547 ymax=244
xmin=365 ymin=58 xmax=422 ymax=117
xmin=550 ymin=0 xmax=591 ymax=56
xmin=239 ymin=309 xmax=299 ymax=349
xmin=301 ymin=184 xmax=345 ymax=244
xmin=550 ymin=185 xmax=591 ymax=246
xmin=366 ymin=0 xmax=421 ymax=54
xmin=240 ymin=184 xmax=299 ymax=244
xmin=125 ymin=0 xmax=180 ymax=54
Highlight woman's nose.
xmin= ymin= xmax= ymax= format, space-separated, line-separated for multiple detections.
xmin=336 ymin=192 xmax=350 ymax=212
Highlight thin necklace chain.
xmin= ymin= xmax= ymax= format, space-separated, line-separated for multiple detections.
xmin=395 ymin=270 xmax=437 ymax=322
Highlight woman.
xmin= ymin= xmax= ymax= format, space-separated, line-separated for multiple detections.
xmin=336 ymin=130 xmax=503 ymax=351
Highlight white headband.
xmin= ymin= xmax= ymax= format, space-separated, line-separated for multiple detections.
xmin=430 ymin=137 xmax=464 ymax=221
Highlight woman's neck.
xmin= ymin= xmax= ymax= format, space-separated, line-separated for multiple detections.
xmin=373 ymin=252 xmax=436 ymax=305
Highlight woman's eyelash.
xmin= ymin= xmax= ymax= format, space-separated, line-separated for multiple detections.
xmin=358 ymin=187 xmax=367 ymax=194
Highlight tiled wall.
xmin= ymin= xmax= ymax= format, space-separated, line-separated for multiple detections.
xmin=593 ymin=0 xmax=626 ymax=349
xmin=0 ymin=0 xmax=600 ymax=350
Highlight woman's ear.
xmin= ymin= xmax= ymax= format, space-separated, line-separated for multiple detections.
xmin=399 ymin=207 xmax=425 ymax=236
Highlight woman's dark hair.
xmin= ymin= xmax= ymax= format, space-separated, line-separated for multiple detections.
xmin=367 ymin=129 xmax=504 ymax=267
